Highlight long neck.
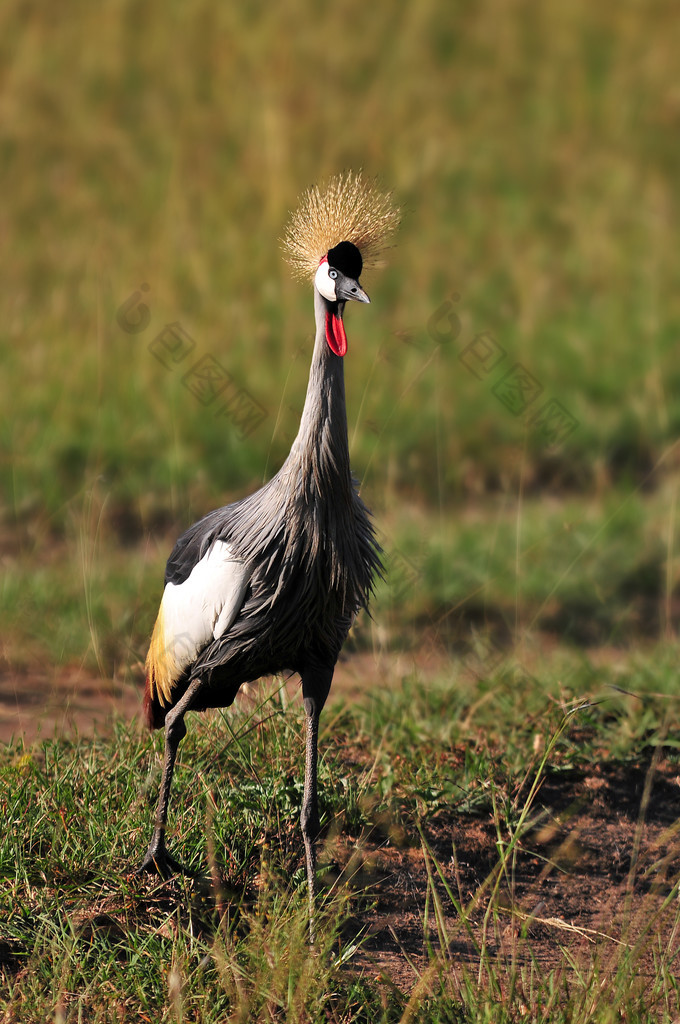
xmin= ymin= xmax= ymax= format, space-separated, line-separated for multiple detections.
xmin=285 ymin=288 xmax=352 ymax=502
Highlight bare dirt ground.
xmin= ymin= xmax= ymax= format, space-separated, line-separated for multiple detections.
xmin=2 ymin=654 xmax=679 ymax=997
xmin=0 ymin=648 xmax=447 ymax=744
xmin=339 ymin=756 xmax=680 ymax=993
xmin=0 ymin=663 xmax=142 ymax=745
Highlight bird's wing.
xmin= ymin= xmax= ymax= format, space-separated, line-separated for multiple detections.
xmin=164 ymin=506 xmax=231 ymax=587
xmin=146 ymin=539 xmax=250 ymax=707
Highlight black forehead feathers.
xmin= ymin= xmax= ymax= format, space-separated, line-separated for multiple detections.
xmin=327 ymin=240 xmax=363 ymax=280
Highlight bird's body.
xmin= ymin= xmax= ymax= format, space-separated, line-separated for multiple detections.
xmin=138 ymin=173 xmax=399 ymax=940
xmin=143 ymin=286 xmax=381 ymax=729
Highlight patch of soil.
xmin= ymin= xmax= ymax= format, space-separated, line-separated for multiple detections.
xmin=3 ymin=656 xmax=680 ymax=1003
xmin=334 ymin=755 xmax=680 ymax=993
xmin=0 ymin=664 xmax=142 ymax=744
xmin=51 ymin=754 xmax=678 ymax=1001
xmin=0 ymin=649 xmax=446 ymax=745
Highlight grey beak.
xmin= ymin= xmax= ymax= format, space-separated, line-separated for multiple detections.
xmin=337 ymin=278 xmax=370 ymax=304
xmin=351 ymin=282 xmax=371 ymax=304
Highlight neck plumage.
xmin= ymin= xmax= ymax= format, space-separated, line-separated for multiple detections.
xmin=285 ymin=288 xmax=353 ymax=504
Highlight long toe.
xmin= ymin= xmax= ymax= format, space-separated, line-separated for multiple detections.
xmin=136 ymin=846 xmax=187 ymax=879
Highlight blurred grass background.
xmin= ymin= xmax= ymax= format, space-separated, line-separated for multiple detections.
xmin=1 ymin=0 xmax=679 ymax=681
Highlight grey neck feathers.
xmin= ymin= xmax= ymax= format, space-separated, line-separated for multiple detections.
xmin=224 ymin=283 xmax=378 ymax=614
xmin=283 ymin=287 xmax=353 ymax=504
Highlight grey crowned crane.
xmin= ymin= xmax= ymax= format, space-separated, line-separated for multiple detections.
xmin=138 ymin=172 xmax=399 ymax=939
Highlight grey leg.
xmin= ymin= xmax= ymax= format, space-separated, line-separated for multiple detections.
xmin=300 ymin=668 xmax=332 ymax=944
xmin=138 ymin=677 xmax=204 ymax=878
xmin=301 ymin=695 xmax=321 ymax=941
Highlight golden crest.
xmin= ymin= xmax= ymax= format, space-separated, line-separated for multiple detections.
xmin=282 ymin=171 xmax=400 ymax=281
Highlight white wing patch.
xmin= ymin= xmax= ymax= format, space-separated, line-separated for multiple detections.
xmin=146 ymin=540 xmax=250 ymax=706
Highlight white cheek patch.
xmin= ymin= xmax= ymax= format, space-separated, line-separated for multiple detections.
xmin=314 ymin=261 xmax=337 ymax=302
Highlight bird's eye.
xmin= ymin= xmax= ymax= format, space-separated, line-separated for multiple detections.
xmin=328 ymin=269 xmax=338 ymax=280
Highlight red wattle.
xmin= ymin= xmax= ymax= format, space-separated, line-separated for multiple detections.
xmin=325 ymin=310 xmax=347 ymax=357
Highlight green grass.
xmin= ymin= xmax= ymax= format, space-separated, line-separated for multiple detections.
xmin=2 ymin=0 xmax=680 ymax=530
xmin=2 ymin=658 xmax=680 ymax=1021
xmin=3 ymin=0 xmax=680 ymax=1019
xmin=3 ymin=478 xmax=678 ymax=681
xmin=3 ymin=0 xmax=680 ymax=676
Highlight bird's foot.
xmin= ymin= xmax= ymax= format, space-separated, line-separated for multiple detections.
xmin=136 ymin=841 xmax=188 ymax=880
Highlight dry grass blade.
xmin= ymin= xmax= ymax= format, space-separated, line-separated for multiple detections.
xmin=499 ymin=906 xmax=633 ymax=948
